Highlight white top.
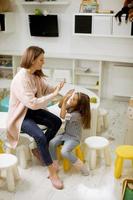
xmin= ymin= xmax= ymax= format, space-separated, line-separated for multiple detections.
xmin=85 ymin=136 xmax=109 ymax=149
xmin=0 ymin=153 xmax=17 ymax=168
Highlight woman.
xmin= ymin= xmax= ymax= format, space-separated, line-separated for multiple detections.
xmin=7 ymin=46 xmax=65 ymax=189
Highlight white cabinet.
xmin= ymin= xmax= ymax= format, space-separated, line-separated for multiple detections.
xmin=74 ymin=13 xmax=113 ymax=36
xmin=112 ymin=64 xmax=133 ymax=97
xmin=74 ymin=13 xmax=133 ymax=38
xmin=112 ymin=16 xmax=132 ymax=37
xmin=73 ymin=59 xmax=102 ymax=96
xmin=0 ymin=12 xmax=15 ymax=33
xmin=44 ymin=57 xmax=73 ymax=83
xmin=92 ymin=15 xmax=112 ymax=35
xmin=0 ymin=52 xmax=133 ymax=99
xmin=44 ymin=57 xmax=102 ymax=97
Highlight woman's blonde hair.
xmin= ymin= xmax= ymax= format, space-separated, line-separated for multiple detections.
xmin=74 ymin=92 xmax=91 ymax=129
xmin=20 ymin=46 xmax=45 ymax=77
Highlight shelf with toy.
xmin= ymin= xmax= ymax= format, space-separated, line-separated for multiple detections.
xmin=21 ymin=1 xmax=70 ymax=6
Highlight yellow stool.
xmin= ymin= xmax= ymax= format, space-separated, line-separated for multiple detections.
xmin=114 ymin=145 xmax=133 ymax=179
xmin=56 ymin=144 xmax=84 ymax=172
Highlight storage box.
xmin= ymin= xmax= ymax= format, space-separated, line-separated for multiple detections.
xmin=122 ymin=179 xmax=133 ymax=200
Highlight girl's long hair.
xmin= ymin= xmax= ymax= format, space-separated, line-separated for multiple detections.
xmin=20 ymin=46 xmax=45 ymax=77
xmin=74 ymin=92 xmax=91 ymax=129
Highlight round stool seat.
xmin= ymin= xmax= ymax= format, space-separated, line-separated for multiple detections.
xmin=0 ymin=153 xmax=20 ymax=191
xmin=85 ymin=136 xmax=111 ymax=169
xmin=0 ymin=153 xmax=17 ymax=169
xmin=116 ymin=145 xmax=133 ymax=159
xmin=85 ymin=136 xmax=109 ymax=149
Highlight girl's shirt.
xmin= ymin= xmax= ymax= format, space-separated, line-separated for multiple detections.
xmin=61 ymin=111 xmax=82 ymax=142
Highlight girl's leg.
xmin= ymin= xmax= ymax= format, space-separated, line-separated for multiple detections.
xmin=61 ymin=140 xmax=79 ymax=164
xmin=49 ymin=135 xmax=63 ymax=160
xmin=61 ymin=140 xmax=89 ymax=176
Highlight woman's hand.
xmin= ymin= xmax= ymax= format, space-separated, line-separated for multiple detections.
xmin=53 ymin=79 xmax=65 ymax=96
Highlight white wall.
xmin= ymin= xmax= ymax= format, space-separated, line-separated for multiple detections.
xmin=0 ymin=0 xmax=133 ymax=58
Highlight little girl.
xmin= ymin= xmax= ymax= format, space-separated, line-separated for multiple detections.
xmin=49 ymin=90 xmax=91 ymax=175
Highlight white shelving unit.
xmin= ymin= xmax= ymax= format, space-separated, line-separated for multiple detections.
xmin=73 ymin=59 xmax=102 ymax=96
xmin=0 ymin=55 xmax=13 ymax=89
xmin=21 ymin=1 xmax=70 ymax=6
xmin=0 ymin=51 xmax=133 ymax=98
xmin=73 ymin=13 xmax=133 ymax=38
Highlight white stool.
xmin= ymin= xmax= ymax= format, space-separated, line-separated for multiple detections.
xmin=6 ymin=135 xmax=33 ymax=169
xmin=0 ymin=153 xmax=20 ymax=192
xmin=97 ymin=108 xmax=109 ymax=133
xmin=85 ymin=136 xmax=111 ymax=169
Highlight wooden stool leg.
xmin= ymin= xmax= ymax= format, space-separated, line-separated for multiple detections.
xmin=75 ymin=146 xmax=84 ymax=162
xmin=63 ymin=158 xmax=70 ymax=172
xmin=13 ymin=164 xmax=20 ymax=180
xmin=17 ymin=145 xmax=27 ymax=169
xmin=103 ymin=114 xmax=109 ymax=129
xmin=0 ymin=170 xmax=5 ymax=187
xmin=104 ymin=147 xmax=111 ymax=166
xmin=24 ymin=146 xmax=32 ymax=161
xmin=6 ymin=167 xmax=15 ymax=192
xmin=114 ymin=156 xmax=123 ymax=179
xmin=90 ymin=149 xmax=97 ymax=170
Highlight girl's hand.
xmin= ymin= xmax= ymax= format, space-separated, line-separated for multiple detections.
xmin=63 ymin=89 xmax=75 ymax=102
xmin=58 ymin=89 xmax=75 ymax=108
xmin=66 ymin=89 xmax=75 ymax=96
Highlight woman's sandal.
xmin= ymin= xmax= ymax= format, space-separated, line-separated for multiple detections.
xmin=48 ymin=176 xmax=64 ymax=190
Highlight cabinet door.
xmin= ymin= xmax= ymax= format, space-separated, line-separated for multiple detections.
xmin=74 ymin=15 xmax=92 ymax=34
xmin=112 ymin=65 xmax=133 ymax=97
xmin=113 ymin=16 xmax=131 ymax=36
xmin=0 ymin=14 xmax=5 ymax=31
xmin=92 ymin=16 xmax=112 ymax=35
xmin=0 ymin=13 xmax=14 ymax=33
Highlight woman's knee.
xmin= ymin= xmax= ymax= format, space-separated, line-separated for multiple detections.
xmin=35 ymin=134 xmax=47 ymax=145
xmin=55 ymin=117 xmax=62 ymax=128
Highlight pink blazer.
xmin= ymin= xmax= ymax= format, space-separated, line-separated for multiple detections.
xmin=7 ymin=68 xmax=54 ymax=148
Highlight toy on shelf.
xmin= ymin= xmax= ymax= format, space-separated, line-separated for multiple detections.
xmin=115 ymin=0 xmax=133 ymax=23
xmin=79 ymin=0 xmax=99 ymax=13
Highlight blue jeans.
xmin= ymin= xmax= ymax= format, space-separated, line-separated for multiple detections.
xmin=21 ymin=109 xmax=62 ymax=166
xmin=49 ymin=134 xmax=79 ymax=164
